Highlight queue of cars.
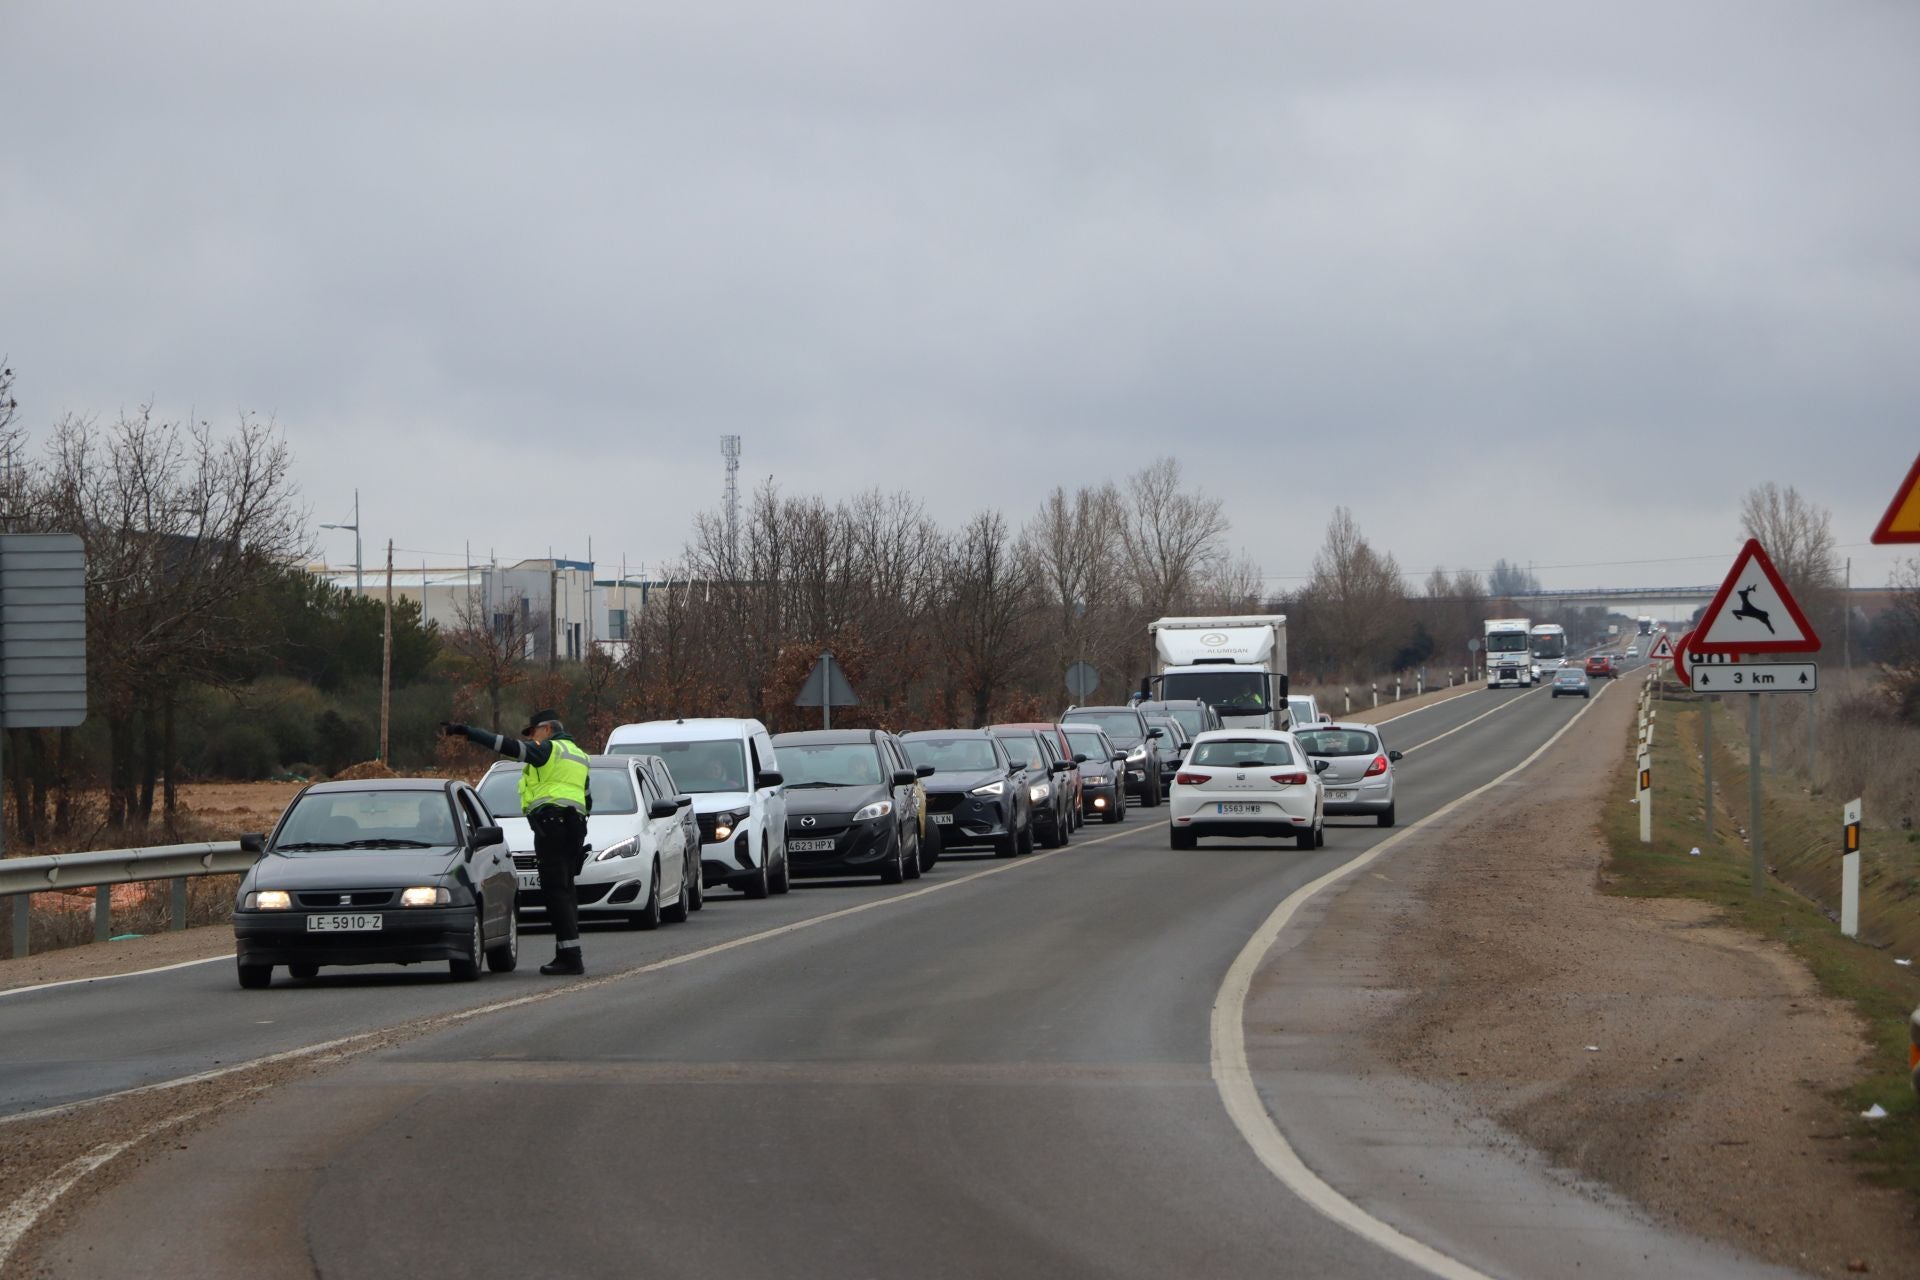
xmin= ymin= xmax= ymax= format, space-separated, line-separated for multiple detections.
xmin=230 ymin=689 xmax=1438 ymax=986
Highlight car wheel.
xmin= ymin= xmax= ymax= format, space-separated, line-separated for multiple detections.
xmin=1295 ymin=824 xmax=1316 ymax=851
xmin=1170 ymin=828 xmax=1196 ymax=850
xmin=631 ymin=861 xmax=664 ymax=930
xmin=688 ymin=855 xmax=705 ymax=911
xmin=1377 ymin=804 xmax=1396 ymax=828
xmin=743 ymin=842 xmax=772 ymax=899
xmin=1058 ymin=804 xmax=1072 ymax=846
xmin=663 ymin=858 xmax=691 ymax=923
xmin=920 ymin=823 xmax=941 ymax=872
xmin=1315 ymin=820 xmax=1326 ymax=848
xmin=881 ymin=835 xmax=906 ymax=885
xmin=486 ymin=906 xmax=519 ymax=972
xmin=287 ymin=962 xmax=319 ymax=980
xmin=771 ymin=847 xmax=792 ymax=894
xmin=1103 ymin=798 xmax=1124 ymax=824
xmin=450 ymin=908 xmax=484 ymax=981
xmin=1115 ymin=792 xmax=1128 ymax=823
xmin=237 ymin=961 xmax=272 ymax=989
xmin=993 ymin=828 xmax=1019 ymax=857
xmin=1039 ymin=811 xmax=1062 ymax=849
xmin=1143 ymin=777 xmax=1161 ymax=808
xmin=1019 ymin=819 xmax=1036 ymax=855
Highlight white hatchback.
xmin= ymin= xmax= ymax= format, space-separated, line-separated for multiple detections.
xmin=1168 ymin=729 xmax=1325 ymax=850
xmin=478 ymin=755 xmax=695 ymax=929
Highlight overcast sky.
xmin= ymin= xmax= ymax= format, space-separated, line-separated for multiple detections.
xmin=4 ymin=1 xmax=1914 ymax=592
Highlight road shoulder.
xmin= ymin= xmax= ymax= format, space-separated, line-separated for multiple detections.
xmin=1245 ymin=675 xmax=1914 ymax=1278
xmin=0 ymin=927 xmax=233 ymax=995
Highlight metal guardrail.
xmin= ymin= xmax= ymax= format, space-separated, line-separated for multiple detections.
xmin=2 ymin=840 xmax=257 ymax=960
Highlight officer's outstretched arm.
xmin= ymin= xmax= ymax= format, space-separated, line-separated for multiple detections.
xmin=441 ymin=723 xmax=554 ymax=766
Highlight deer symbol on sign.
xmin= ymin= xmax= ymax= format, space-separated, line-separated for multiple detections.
xmin=1731 ymin=584 xmax=1775 ymax=635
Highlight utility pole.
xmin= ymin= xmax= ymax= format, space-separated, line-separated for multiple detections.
xmin=381 ymin=540 xmax=393 ymax=763
xmin=548 ymin=563 xmax=559 ymax=670
xmin=1842 ymin=557 xmax=1852 ymax=672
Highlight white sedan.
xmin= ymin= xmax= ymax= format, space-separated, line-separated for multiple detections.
xmin=478 ymin=754 xmax=695 ymax=930
xmin=1167 ymin=729 xmax=1326 ymax=851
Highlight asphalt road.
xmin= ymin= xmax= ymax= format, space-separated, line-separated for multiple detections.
xmin=10 ymin=673 xmax=1642 ymax=1279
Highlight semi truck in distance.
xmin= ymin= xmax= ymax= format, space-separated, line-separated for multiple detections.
xmin=1145 ymin=616 xmax=1289 ymax=731
xmin=1484 ymin=618 xmax=1534 ymax=688
xmin=1529 ymin=623 xmax=1568 ymax=671
xmin=1637 ymin=616 xmax=1654 ymax=636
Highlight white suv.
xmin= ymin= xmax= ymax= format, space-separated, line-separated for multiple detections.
xmin=604 ymin=718 xmax=790 ymax=898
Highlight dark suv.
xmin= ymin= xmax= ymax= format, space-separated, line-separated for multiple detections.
xmin=1059 ymin=722 xmax=1127 ymax=824
xmin=1135 ymin=698 xmax=1221 ymax=742
xmin=1060 ymin=705 xmax=1164 ymax=807
xmin=901 ymin=730 xmax=1033 ymax=858
xmin=769 ymin=729 xmax=931 ymax=884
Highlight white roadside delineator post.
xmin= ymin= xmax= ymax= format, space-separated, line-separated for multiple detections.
xmin=1841 ymin=798 xmax=1863 ymax=938
xmin=1638 ymin=750 xmax=1653 ymax=844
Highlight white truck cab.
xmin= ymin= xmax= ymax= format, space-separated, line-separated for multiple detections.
xmin=604 ymin=718 xmax=790 ymax=898
xmin=1146 ymin=615 xmax=1289 ymax=731
xmin=1484 ymin=618 xmax=1534 ymax=688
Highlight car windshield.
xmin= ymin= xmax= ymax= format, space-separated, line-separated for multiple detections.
xmin=992 ymin=732 xmax=1044 ymax=769
xmin=1486 ymin=633 xmax=1529 ymax=653
xmin=275 ymin=789 xmax=456 ymax=849
xmin=1061 ymin=729 xmax=1108 ymax=760
xmin=1296 ymin=729 xmax=1379 ymax=757
xmin=1163 ymin=708 xmax=1208 ymax=736
xmin=778 ymin=742 xmax=885 ymax=787
xmin=478 ymin=767 xmax=638 ymax=817
xmin=904 ymin=738 xmax=1001 ymax=772
xmin=1063 ymin=711 xmax=1145 ymax=740
xmin=1158 ymin=670 xmax=1268 ymax=712
xmin=1190 ymin=739 xmax=1296 ymax=768
xmin=607 ymin=739 xmax=747 ymax=793
xmin=1531 ymin=633 xmax=1567 ymax=659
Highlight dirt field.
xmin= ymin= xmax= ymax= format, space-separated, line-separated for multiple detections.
xmin=1361 ymin=679 xmax=1920 ymax=1273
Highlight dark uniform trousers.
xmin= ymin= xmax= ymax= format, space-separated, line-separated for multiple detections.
xmin=529 ymin=804 xmax=588 ymax=946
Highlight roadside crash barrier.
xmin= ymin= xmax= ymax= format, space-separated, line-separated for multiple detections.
xmin=1 ymin=839 xmax=259 ymax=959
xmin=1910 ymin=1006 xmax=1919 ymax=1098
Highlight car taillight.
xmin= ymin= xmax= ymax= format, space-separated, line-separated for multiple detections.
xmin=1175 ymin=772 xmax=1210 ymax=786
xmin=1271 ymin=771 xmax=1308 ymax=785
xmin=1364 ymin=754 xmax=1389 ymax=777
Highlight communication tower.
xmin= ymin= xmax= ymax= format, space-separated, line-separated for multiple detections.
xmin=721 ymin=434 xmax=742 ymax=555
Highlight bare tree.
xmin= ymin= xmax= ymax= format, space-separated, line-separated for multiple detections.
xmin=1122 ymin=458 xmax=1228 ymax=622
xmin=1487 ymin=558 xmax=1540 ymax=601
xmin=1739 ymin=483 xmax=1841 ymax=632
xmin=1293 ymin=508 xmax=1408 ymax=679
xmin=444 ymin=585 xmax=535 ymax=734
xmin=937 ymin=511 xmax=1041 ymax=725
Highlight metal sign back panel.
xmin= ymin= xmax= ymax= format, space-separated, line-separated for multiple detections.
xmin=0 ymin=533 xmax=87 ymax=728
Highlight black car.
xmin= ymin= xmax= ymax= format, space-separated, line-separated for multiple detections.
xmin=988 ymin=725 xmax=1076 ymax=848
xmin=1059 ymin=722 xmax=1128 ymax=824
xmin=901 ymin=730 xmax=1033 ymax=858
xmin=1061 ymin=705 xmax=1165 ymax=807
xmin=1145 ymin=715 xmax=1191 ymax=788
xmin=770 ymin=729 xmax=928 ymax=884
xmin=1136 ymin=698 xmax=1221 ymax=741
xmin=232 ymin=778 xmax=520 ymax=988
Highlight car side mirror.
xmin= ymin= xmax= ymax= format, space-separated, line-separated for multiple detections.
xmin=472 ymin=825 xmax=505 ymax=849
xmin=755 ymin=770 xmax=784 ymax=789
xmin=1072 ymin=753 xmax=1088 ymax=764
xmin=1050 ymin=760 xmax=1073 ymax=774
xmin=1146 ymin=727 xmax=1164 ymax=739
xmin=675 ymin=794 xmax=693 ymax=809
xmin=891 ymin=769 xmax=918 ymax=787
xmin=1388 ymin=750 xmax=1404 ymax=762
xmin=916 ymin=764 xmax=936 ymax=778
xmin=648 ymin=799 xmax=680 ymax=819
xmin=1112 ymin=754 xmax=1128 ymax=765
xmin=240 ymin=832 xmax=265 ymax=855
xmin=1313 ymin=759 xmax=1331 ymax=773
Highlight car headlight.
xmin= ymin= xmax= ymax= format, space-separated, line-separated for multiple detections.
xmin=1028 ymin=783 xmax=1051 ymax=803
xmin=710 ymin=809 xmax=746 ymax=842
xmin=1126 ymin=745 xmax=1148 ymax=763
xmin=1083 ymin=773 xmax=1108 ymax=784
xmin=593 ymin=837 xmax=639 ymax=862
xmin=246 ymin=889 xmax=292 ymax=911
xmin=852 ymin=799 xmax=893 ymax=822
xmin=400 ymin=886 xmax=451 ymax=907
xmin=970 ymin=780 xmax=1005 ymax=796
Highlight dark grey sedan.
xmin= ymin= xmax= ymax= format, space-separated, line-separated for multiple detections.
xmin=232 ymin=778 xmax=520 ymax=988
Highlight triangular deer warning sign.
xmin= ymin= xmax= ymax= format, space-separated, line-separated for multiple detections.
xmin=1871 ymin=452 xmax=1920 ymax=545
xmin=1690 ymin=539 xmax=1820 ymax=655
xmin=1647 ymin=633 xmax=1674 ymax=660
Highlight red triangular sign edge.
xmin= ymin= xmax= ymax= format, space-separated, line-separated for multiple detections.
xmin=1648 ymin=633 xmax=1673 ymax=659
xmin=1870 ymin=452 xmax=1920 ymax=544
xmin=1690 ymin=539 xmax=1821 ymax=655
xmin=1670 ymin=630 xmax=1693 ymax=687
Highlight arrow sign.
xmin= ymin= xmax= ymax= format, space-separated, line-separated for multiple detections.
xmin=1871 ymin=453 xmax=1920 ymax=545
xmin=1690 ymin=539 xmax=1821 ymax=655
xmin=1691 ymin=661 xmax=1817 ymax=693
xmin=1647 ymin=632 xmax=1674 ymax=661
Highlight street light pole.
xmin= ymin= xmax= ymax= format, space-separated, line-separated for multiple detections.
xmin=320 ymin=489 xmax=363 ymax=594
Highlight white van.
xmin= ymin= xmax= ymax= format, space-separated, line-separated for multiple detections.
xmin=1285 ymin=696 xmax=1331 ymax=731
xmin=604 ymin=718 xmax=790 ymax=898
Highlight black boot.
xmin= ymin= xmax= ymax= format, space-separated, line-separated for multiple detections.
xmin=540 ymin=948 xmax=585 ymax=976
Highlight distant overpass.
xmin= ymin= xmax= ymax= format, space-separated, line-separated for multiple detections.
xmin=1419 ymin=585 xmax=1717 ymax=625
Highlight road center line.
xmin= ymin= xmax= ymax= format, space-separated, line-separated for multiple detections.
xmin=1396 ymin=683 xmax=1547 ymax=755
xmin=1208 ymin=673 xmax=1635 ymax=1280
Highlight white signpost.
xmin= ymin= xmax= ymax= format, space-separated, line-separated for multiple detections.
xmin=1691 ymin=662 xmax=1818 ymax=693
xmin=1637 ymin=749 xmax=1652 ymax=844
xmin=1841 ymin=798 xmax=1863 ymax=939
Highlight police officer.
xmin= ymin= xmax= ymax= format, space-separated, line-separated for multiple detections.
xmin=442 ymin=709 xmax=592 ymax=975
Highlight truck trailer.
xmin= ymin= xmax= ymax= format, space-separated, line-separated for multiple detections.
xmin=1145 ymin=616 xmax=1289 ymax=730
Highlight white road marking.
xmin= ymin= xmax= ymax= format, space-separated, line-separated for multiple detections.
xmin=1210 ymin=673 xmax=1637 ymax=1280
xmin=1396 ymin=683 xmax=1547 ymax=755
xmin=0 ymin=954 xmax=228 ymax=1002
